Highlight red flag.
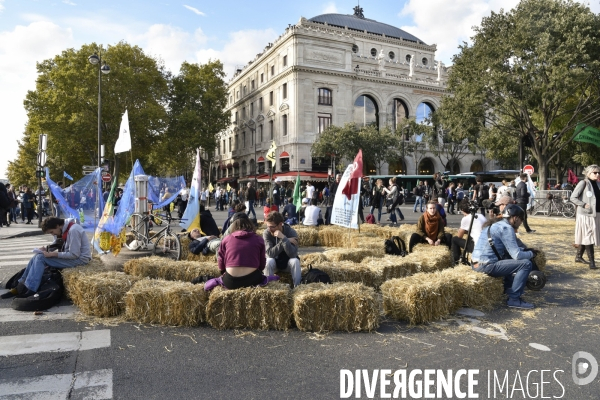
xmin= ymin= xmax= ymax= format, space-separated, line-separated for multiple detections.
xmin=341 ymin=149 xmax=363 ymax=200
xmin=568 ymin=169 xmax=579 ymax=184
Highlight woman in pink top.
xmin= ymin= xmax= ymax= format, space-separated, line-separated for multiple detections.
xmin=217 ymin=217 xmax=266 ymax=289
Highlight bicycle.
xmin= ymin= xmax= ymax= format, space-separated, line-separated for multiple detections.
xmin=533 ymin=194 xmax=575 ymax=218
xmin=128 ymin=212 xmax=182 ymax=260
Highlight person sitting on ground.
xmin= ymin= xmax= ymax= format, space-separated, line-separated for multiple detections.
xmin=199 ymin=204 xmax=220 ymax=237
xmin=471 ymin=204 xmax=537 ymax=309
xmin=302 ymin=198 xmax=323 ymax=226
xmin=282 ymin=197 xmax=297 ymax=223
xmin=408 ymin=200 xmax=452 ymax=252
xmin=263 ymin=198 xmax=278 ymax=220
xmin=451 ymin=199 xmax=487 ymax=264
xmin=2 ymin=217 xmax=91 ymax=298
xmin=216 ymin=218 xmax=266 ymax=289
xmin=222 ymin=203 xmax=246 ymax=233
xmin=263 ymin=211 xmax=301 ymax=287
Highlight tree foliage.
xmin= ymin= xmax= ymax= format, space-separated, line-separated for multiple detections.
xmin=441 ymin=0 xmax=600 ymax=187
xmin=7 ymin=42 xmax=230 ymax=185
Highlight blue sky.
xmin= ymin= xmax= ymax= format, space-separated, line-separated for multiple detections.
xmin=1 ymin=0 xmax=599 ymax=179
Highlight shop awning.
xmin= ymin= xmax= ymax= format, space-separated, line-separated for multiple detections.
xmin=257 ymin=156 xmax=265 ymax=162
xmin=256 ymin=171 xmax=329 ymax=183
xmin=279 ymin=151 xmax=290 ymax=158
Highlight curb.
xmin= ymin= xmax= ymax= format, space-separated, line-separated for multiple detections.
xmin=0 ymin=230 xmax=45 ymax=240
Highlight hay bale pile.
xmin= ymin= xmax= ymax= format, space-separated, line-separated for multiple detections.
xmin=206 ymin=282 xmax=291 ymax=330
xmin=179 ymin=235 xmax=218 ymax=262
xmin=381 ymin=271 xmax=458 ymax=325
xmin=318 ymin=227 xmax=348 ymax=247
xmin=408 ymin=244 xmax=453 ymax=272
xmin=301 ymin=252 xmax=328 ymax=265
xmin=68 ymin=271 xmax=141 ymax=317
xmin=442 ymin=265 xmax=504 ymax=310
xmin=123 ymin=256 xmax=219 ymax=282
xmin=352 ymin=236 xmax=386 ymax=256
xmin=294 ymin=226 xmax=320 ymax=246
xmin=292 ymin=283 xmax=379 ymax=332
xmin=62 ymin=258 xmax=112 ymax=293
xmin=125 ymin=279 xmax=209 ymax=326
xmin=324 ymin=248 xmax=380 ymax=263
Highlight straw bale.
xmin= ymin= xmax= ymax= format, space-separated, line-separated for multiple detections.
xmin=407 ymin=244 xmax=453 ymax=272
xmin=62 ymin=258 xmax=112 ymax=298
xmin=123 ymin=256 xmax=219 ymax=282
xmin=69 ymin=271 xmax=140 ymax=317
xmin=396 ymin=224 xmax=417 ymax=249
xmin=294 ymin=226 xmax=320 ymax=246
xmin=352 ymin=237 xmax=386 ymax=256
xmin=318 ymin=227 xmax=348 ymax=247
xmin=125 ymin=279 xmax=209 ymax=326
xmin=206 ymin=282 xmax=292 ymax=330
xmin=324 ymin=248 xmax=379 ymax=263
xmin=381 ymin=272 xmax=460 ymax=325
xmin=292 ymin=283 xmax=379 ymax=332
xmin=178 ymin=234 xmax=218 ymax=262
xmin=301 ymin=252 xmax=329 ymax=265
xmin=442 ymin=265 xmax=504 ymax=310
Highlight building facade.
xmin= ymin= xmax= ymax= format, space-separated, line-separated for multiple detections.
xmin=212 ymin=7 xmax=496 ymax=183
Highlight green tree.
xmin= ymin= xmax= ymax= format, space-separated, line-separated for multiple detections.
xmin=310 ymin=123 xmax=358 ymax=170
xmin=8 ymin=41 xmax=170 ymax=184
xmin=441 ymin=0 xmax=600 ymax=188
xmin=163 ymin=61 xmax=230 ymax=174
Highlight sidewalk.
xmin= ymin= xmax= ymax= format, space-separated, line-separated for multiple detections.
xmin=0 ymin=221 xmax=45 ymax=240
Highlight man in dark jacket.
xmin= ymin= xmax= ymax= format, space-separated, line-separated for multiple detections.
xmin=325 ymin=174 xmax=341 ymax=225
xmin=433 ymin=173 xmax=448 ymax=206
xmin=246 ymin=182 xmax=257 ymax=219
xmin=199 ymin=205 xmax=220 ymax=237
xmin=515 ymin=173 xmax=535 ymax=233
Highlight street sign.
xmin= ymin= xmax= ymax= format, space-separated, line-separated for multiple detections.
xmin=523 ymin=164 xmax=535 ymax=175
xmin=82 ymin=165 xmax=97 ymax=171
xmin=101 ymin=173 xmax=112 ymax=182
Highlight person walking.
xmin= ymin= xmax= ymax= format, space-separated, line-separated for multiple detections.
xmin=23 ymin=187 xmax=35 ymax=224
xmin=7 ymin=184 xmax=19 ymax=224
xmin=369 ymin=179 xmax=384 ymax=224
xmin=246 ymin=182 xmax=257 ymax=219
xmin=515 ymin=173 xmax=535 ymax=233
xmin=413 ymin=180 xmax=424 ymax=213
xmin=383 ymin=178 xmax=404 ymax=226
xmin=570 ymin=164 xmax=600 ymax=269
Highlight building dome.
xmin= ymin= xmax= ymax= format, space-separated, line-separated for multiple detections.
xmin=308 ymin=12 xmax=425 ymax=45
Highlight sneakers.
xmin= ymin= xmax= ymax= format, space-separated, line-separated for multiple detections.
xmin=507 ymin=298 xmax=534 ymax=309
xmin=526 ymin=230 xmax=536 ymax=234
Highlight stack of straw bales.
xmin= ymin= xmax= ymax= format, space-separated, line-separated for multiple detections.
xmin=442 ymin=265 xmax=504 ymax=310
xmin=351 ymin=236 xmax=386 ymax=256
xmin=206 ymin=282 xmax=291 ymax=330
xmin=292 ymin=283 xmax=379 ymax=332
xmin=408 ymin=244 xmax=453 ymax=272
xmin=125 ymin=279 xmax=209 ymax=326
xmin=318 ymin=226 xmax=348 ymax=247
xmin=123 ymin=257 xmax=219 ymax=282
xmin=68 ymin=271 xmax=141 ymax=317
xmin=301 ymin=252 xmax=329 ymax=265
xmin=293 ymin=226 xmax=320 ymax=246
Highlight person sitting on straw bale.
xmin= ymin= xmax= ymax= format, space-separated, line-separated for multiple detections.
xmin=222 ymin=203 xmax=246 ymax=233
xmin=408 ymin=200 xmax=452 ymax=252
xmin=302 ymin=198 xmax=323 ymax=226
xmin=2 ymin=217 xmax=91 ymax=299
xmin=298 ymin=198 xmax=308 ymax=223
xmin=471 ymin=204 xmax=537 ymax=309
xmin=199 ymin=204 xmax=220 ymax=237
xmin=451 ymin=199 xmax=487 ymax=265
xmin=282 ymin=197 xmax=297 ymax=224
xmin=264 ymin=211 xmax=301 ymax=287
xmin=214 ymin=217 xmax=269 ymax=289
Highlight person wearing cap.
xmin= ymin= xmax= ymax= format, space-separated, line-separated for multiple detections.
xmin=263 ymin=211 xmax=301 ymax=287
xmin=298 ymin=198 xmax=309 ymax=223
xmin=471 ymin=204 xmax=537 ymax=309
xmin=451 ymin=199 xmax=487 ymax=264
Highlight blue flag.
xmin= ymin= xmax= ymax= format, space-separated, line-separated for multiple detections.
xmin=63 ymin=171 xmax=74 ymax=180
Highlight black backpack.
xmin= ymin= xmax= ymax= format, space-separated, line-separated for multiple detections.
xmin=384 ymin=236 xmax=407 ymax=256
xmin=301 ymin=265 xmax=332 ymax=284
xmin=5 ymin=267 xmax=64 ymax=311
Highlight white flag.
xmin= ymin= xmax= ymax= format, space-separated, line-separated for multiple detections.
xmin=114 ymin=110 xmax=131 ymax=154
xmin=180 ymin=148 xmax=202 ymax=231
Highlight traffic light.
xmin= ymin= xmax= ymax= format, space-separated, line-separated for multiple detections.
xmin=35 ymin=170 xmax=45 ymax=178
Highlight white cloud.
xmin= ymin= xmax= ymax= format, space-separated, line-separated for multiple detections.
xmin=136 ymin=24 xmax=207 ymax=73
xmin=195 ymin=29 xmax=278 ymax=79
xmin=0 ymin=21 xmax=74 ymax=178
xmin=63 ymin=0 xmax=77 ymax=5
xmin=322 ymin=2 xmax=337 ymax=14
xmin=0 ymin=0 xmax=4 ymax=12
xmin=183 ymin=5 xmax=205 ymax=16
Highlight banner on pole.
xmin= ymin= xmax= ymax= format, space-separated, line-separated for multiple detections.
xmin=331 ymin=150 xmax=363 ymax=229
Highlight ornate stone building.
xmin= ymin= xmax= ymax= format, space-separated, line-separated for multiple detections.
xmin=212 ymin=7 xmax=496 ymax=183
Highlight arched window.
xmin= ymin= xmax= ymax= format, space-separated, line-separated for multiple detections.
xmin=470 ymin=160 xmax=484 ymax=173
xmin=318 ymin=88 xmax=332 ymax=106
xmin=249 ymin=159 xmax=255 ymax=175
xmin=370 ymin=48 xmax=377 ymax=57
xmin=354 ymin=95 xmax=379 ymax=127
xmin=388 ymin=98 xmax=409 ymax=132
xmin=445 ymin=159 xmax=460 ymax=174
xmin=241 ymin=161 xmax=247 ymax=176
xmin=352 ymin=44 xmax=358 ymax=53
xmin=418 ymin=158 xmax=435 ymax=175
xmin=389 ymin=158 xmax=407 ymax=175
xmin=416 ymin=102 xmax=434 ymax=124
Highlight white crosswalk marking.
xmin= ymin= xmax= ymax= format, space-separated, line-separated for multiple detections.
xmin=0 ymin=330 xmax=111 ymax=356
xmin=0 ymin=369 xmax=113 ymax=399
xmin=0 ymin=305 xmax=79 ymax=322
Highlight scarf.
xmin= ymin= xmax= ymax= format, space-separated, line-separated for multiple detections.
xmin=423 ymin=211 xmax=440 ymax=242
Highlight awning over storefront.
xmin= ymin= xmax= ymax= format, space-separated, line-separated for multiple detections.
xmin=216 ymin=177 xmax=237 ymax=184
xmin=279 ymin=151 xmax=290 ymax=158
xmin=257 ymin=156 xmax=265 ymax=162
xmin=256 ymin=171 xmax=329 ymax=183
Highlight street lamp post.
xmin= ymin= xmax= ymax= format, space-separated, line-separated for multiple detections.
xmin=88 ymin=52 xmax=111 ymax=168
xmin=248 ymin=119 xmax=258 ymax=188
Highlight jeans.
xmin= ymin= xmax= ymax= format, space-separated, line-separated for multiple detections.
xmin=369 ymin=197 xmax=383 ymax=222
xmin=247 ymin=200 xmax=257 ymax=218
xmin=9 ymin=207 xmax=18 ymax=222
xmin=413 ymin=196 xmax=424 ymax=212
xmin=19 ymin=253 xmax=87 ymax=292
xmin=473 ymin=259 xmax=532 ymax=300
xmin=265 ymin=257 xmax=301 ymax=286
xmin=451 ymin=236 xmax=474 ymax=263
xmin=324 ymin=206 xmax=333 ymax=225
xmin=389 ymin=205 xmax=404 ymax=223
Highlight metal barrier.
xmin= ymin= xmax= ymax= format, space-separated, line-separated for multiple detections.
xmin=531 ymin=190 xmax=575 ymax=217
